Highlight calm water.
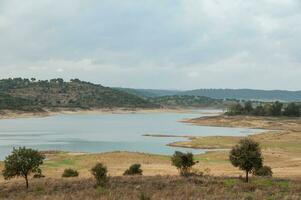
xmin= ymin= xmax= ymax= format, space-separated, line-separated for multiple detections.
xmin=0 ymin=110 xmax=262 ymax=159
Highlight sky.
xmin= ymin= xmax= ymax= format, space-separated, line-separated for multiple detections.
xmin=0 ymin=0 xmax=301 ymax=90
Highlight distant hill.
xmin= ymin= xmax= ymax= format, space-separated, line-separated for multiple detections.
xmin=2 ymin=79 xmax=300 ymax=112
xmin=0 ymin=78 xmax=158 ymax=111
xmin=115 ymin=88 xmax=179 ymax=98
xmin=148 ymin=95 xmax=224 ymax=108
xmin=117 ymin=88 xmax=301 ymax=102
xmin=181 ymin=89 xmax=301 ymax=102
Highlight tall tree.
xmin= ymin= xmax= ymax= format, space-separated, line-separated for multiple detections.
xmin=271 ymin=101 xmax=283 ymax=116
xmin=2 ymin=147 xmax=45 ymax=188
xmin=229 ymin=138 xmax=263 ymax=182
xmin=244 ymin=101 xmax=253 ymax=114
xmin=283 ymin=103 xmax=300 ymax=117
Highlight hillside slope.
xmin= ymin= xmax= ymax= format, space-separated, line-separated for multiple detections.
xmin=118 ymin=88 xmax=301 ymax=101
xmin=115 ymin=87 xmax=180 ymax=98
xmin=0 ymin=78 xmax=158 ymax=110
xmin=182 ymin=89 xmax=301 ymax=102
xmin=148 ymin=95 xmax=224 ymax=108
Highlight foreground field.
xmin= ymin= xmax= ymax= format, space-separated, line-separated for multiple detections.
xmin=1 ymin=174 xmax=301 ymax=200
xmin=1 ymin=150 xmax=300 ymax=199
xmin=0 ymin=151 xmax=245 ymax=182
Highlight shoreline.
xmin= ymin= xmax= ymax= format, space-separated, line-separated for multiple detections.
xmin=0 ymin=107 xmax=211 ymax=120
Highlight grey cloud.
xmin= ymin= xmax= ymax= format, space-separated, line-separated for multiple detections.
xmin=0 ymin=0 xmax=300 ymax=90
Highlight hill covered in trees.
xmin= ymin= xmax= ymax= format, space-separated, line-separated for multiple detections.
xmin=117 ymin=88 xmax=301 ymax=102
xmin=148 ymin=95 xmax=225 ymax=108
xmin=0 ymin=78 xmax=158 ymax=111
xmin=181 ymin=89 xmax=301 ymax=102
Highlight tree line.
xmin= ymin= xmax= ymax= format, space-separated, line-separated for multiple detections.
xmin=227 ymin=101 xmax=301 ymax=117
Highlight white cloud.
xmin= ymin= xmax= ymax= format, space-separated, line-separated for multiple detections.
xmin=0 ymin=0 xmax=300 ymax=90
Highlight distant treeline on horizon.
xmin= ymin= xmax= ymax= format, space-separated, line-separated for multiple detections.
xmin=227 ymin=101 xmax=301 ymax=117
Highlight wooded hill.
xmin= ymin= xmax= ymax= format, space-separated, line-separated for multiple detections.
xmin=148 ymin=95 xmax=225 ymax=108
xmin=117 ymin=88 xmax=301 ymax=102
xmin=0 ymin=78 xmax=158 ymax=111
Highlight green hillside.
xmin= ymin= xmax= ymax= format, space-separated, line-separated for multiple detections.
xmin=0 ymin=78 xmax=158 ymax=111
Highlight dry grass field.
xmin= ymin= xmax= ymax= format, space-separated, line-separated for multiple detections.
xmin=171 ymin=115 xmax=301 ymax=178
xmin=1 ymin=174 xmax=301 ymax=200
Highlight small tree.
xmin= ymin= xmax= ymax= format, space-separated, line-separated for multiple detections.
xmin=244 ymin=101 xmax=253 ymax=114
xmin=253 ymin=105 xmax=265 ymax=116
xmin=2 ymin=147 xmax=45 ymax=188
xmin=271 ymin=101 xmax=283 ymax=116
xmin=171 ymin=151 xmax=196 ymax=176
xmin=123 ymin=164 xmax=143 ymax=175
xmin=229 ymin=138 xmax=263 ymax=182
xmin=91 ymin=163 xmax=108 ymax=187
xmin=227 ymin=103 xmax=244 ymax=115
xmin=283 ymin=103 xmax=300 ymax=117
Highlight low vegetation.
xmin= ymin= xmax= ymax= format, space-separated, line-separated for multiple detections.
xmin=123 ymin=164 xmax=143 ymax=176
xmin=171 ymin=151 xmax=197 ymax=176
xmin=62 ymin=168 xmax=79 ymax=178
xmin=254 ymin=165 xmax=273 ymax=177
xmin=91 ymin=163 xmax=108 ymax=187
xmin=1 ymin=175 xmax=300 ymax=200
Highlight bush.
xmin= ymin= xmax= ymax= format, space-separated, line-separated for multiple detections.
xmin=33 ymin=173 xmax=45 ymax=178
xmin=254 ymin=166 xmax=273 ymax=177
xmin=171 ymin=151 xmax=197 ymax=176
xmin=62 ymin=168 xmax=79 ymax=177
xmin=33 ymin=169 xmax=45 ymax=178
xmin=91 ymin=163 xmax=108 ymax=187
xmin=123 ymin=164 xmax=143 ymax=175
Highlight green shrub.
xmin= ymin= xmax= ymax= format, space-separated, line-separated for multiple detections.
xmin=91 ymin=163 xmax=108 ymax=187
xmin=254 ymin=166 xmax=273 ymax=177
xmin=34 ymin=186 xmax=45 ymax=195
xmin=62 ymin=168 xmax=79 ymax=177
xmin=223 ymin=179 xmax=237 ymax=187
xmin=171 ymin=151 xmax=197 ymax=176
xmin=123 ymin=164 xmax=143 ymax=175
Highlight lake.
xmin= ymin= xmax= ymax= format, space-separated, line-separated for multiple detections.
xmin=0 ymin=110 xmax=262 ymax=159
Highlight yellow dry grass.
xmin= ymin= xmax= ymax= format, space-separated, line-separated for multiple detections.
xmin=172 ymin=115 xmax=301 ymax=178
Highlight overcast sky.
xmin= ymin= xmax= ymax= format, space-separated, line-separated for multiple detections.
xmin=0 ymin=0 xmax=300 ymax=90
